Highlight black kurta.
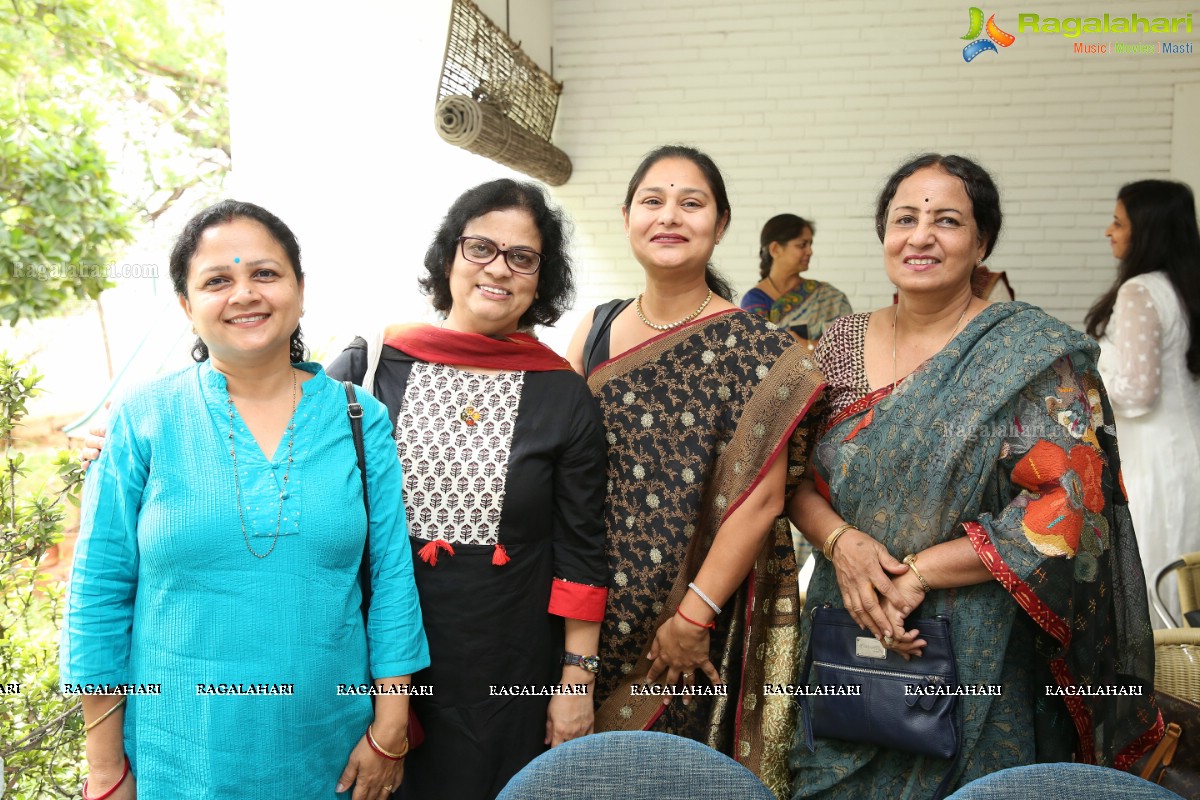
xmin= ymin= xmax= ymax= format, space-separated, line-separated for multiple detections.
xmin=328 ymin=339 xmax=608 ymax=800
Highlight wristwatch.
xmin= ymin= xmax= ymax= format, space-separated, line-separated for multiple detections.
xmin=561 ymin=652 xmax=601 ymax=674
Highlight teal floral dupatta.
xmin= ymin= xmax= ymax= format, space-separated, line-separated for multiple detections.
xmin=789 ymin=302 xmax=1161 ymax=799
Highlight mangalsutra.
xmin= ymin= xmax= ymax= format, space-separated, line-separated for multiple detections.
xmin=892 ymin=298 xmax=971 ymax=388
xmin=636 ymin=289 xmax=714 ymax=331
xmin=228 ymin=370 xmax=297 ymax=559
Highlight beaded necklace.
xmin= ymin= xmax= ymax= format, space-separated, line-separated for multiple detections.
xmin=227 ymin=369 xmax=297 ymax=559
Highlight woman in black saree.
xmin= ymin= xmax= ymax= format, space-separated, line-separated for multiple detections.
xmin=567 ymin=144 xmax=825 ymax=797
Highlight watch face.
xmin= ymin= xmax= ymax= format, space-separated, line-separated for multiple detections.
xmin=564 ymin=653 xmax=601 ymax=673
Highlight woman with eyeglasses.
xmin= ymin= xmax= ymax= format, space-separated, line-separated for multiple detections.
xmin=326 ymin=179 xmax=608 ymax=800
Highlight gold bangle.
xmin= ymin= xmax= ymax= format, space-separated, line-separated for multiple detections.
xmin=822 ymin=523 xmax=856 ymax=560
xmin=367 ymin=724 xmax=410 ymax=760
xmin=83 ymin=697 xmax=127 ymax=732
xmin=904 ymin=553 xmax=932 ymax=593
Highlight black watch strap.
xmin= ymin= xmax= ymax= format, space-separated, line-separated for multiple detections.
xmin=561 ymin=652 xmax=601 ymax=674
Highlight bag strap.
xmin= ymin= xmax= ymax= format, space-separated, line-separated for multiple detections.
xmin=343 ymin=381 xmax=372 ymax=619
xmin=1139 ymin=722 xmax=1182 ymax=782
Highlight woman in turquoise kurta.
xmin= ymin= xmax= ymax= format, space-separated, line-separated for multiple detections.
xmin=61 ymin=200 xmax=429 ymax=800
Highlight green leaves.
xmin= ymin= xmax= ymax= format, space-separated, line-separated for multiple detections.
xmin=0 ymin=103 xmax=130 ymax=324
xmin=0 ymin=0 xmax=228 ymax=325
xmin=0 ymin=355 xmax=86 ymax=796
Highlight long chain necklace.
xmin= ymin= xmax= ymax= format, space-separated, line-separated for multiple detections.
xmin=636 ymin=289 xmax=714 ymax=331
xmin=892 ymin=297 xmax=972 ymax=388
xmin=227 ymin=369 xmax=297 ymax=559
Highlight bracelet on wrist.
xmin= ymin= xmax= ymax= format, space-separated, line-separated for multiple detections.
xmin=903 ymin=553 xmax=932 ymax=593
xmin=82 ymin=755 xmax=130 ymax=800
xmin=675 ymin=607 xmax=716 ymax=631
xmin=822 ymin=523 xmax=856 ymax=561
xmin=366 ymin=724 xmax=409 ymax=760
xmin=687 ymin=582 xmax=722 ymax=615
xmin=84 ymin=697 xmax=127 ymax=733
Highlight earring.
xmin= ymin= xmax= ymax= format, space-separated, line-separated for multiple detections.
xmin=976 ymin=258 xmax=983 ymax=267
xmin=191 ymin=325 xmax=197 ymax=334
xmin=301 ymin=306 xmax=306 ymax=316
xmin=535 ymin=292 xmax=540 ymax=300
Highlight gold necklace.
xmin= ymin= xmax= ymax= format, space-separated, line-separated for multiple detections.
xmin=636 ymin=289 xmax=714 ymax=331
xmin=227 ymin=369 xmax=297 ymax=559
xmin=892 ymin=298 xmax=972 ymax=388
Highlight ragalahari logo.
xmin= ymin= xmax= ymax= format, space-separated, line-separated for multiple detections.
xmin=962 ymin=7 xmax=1016 ymax=61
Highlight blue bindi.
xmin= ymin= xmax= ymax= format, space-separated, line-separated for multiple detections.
xmin=234 ymin=257 xmax=240 ymax=263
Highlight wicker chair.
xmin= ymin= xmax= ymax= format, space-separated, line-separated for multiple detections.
xmin=1152 ymin=551 xmax=1200 ymax=628
xmin=1154 ymin=627 xmax=1200 ymax=705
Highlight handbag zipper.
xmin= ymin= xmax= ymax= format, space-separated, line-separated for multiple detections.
xmin=813 ymin=659 xmax=944 ymax=683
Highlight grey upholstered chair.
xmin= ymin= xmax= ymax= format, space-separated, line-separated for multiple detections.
xmin=495 ymin=730 xmax=775 ymax=799
xmin=944 ymin=763 xmax=1184 ymax=799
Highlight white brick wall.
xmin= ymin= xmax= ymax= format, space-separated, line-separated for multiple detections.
xmin=544 ymin=0 xmax=1199 ymax=351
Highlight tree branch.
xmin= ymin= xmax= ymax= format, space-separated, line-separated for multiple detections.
xmin=0 ymin=700 xmax=81 ymax=757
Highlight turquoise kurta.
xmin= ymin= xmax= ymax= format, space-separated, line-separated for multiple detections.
xmin=61 ymin=361 xmax=429 ymax=798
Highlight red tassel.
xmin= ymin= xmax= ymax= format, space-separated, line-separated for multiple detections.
xmin=491 ymin=543 xmax=511 ymax=566
xmin=418 ymin=539 xmax=455 ymax=566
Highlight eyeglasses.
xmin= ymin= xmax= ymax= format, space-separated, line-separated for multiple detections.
xmin=456 ymin=236 xmax=544 ymax=275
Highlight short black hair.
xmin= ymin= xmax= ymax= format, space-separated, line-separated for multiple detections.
xmin=420 ymin=179 xmax=574 ymax=329
xmin=169 ymin=199 xmax=307 ymax=363
xmin=874 ymin=153 xmax=1002 ymax=260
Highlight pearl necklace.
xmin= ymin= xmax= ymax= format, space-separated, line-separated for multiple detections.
xmin=228 ymin=369 xmax=297 ymax=559
xmin=892 ymin=298 xmax=971 ymax=388
xmin=636 ymin=289 xmax=714 ymax=331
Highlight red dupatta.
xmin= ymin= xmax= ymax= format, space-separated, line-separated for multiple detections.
xmin=383 ymin=323 xmax=572 ymax=373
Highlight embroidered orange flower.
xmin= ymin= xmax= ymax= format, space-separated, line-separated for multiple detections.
xmin=1011 ymin=440 xmax=1105 ymax=557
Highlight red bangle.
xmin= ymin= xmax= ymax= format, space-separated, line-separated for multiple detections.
xmin=675 ymin=607 xmax=716 ymax=630
xmin=83 ymin=755 xmax=130 ymax=800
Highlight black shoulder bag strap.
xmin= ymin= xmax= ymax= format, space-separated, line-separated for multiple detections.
xmin=343 ymin=381 xmax=371 ymax=622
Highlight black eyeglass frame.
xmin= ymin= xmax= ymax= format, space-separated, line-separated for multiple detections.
xmin=456 ymin=236 xmax=545 ymax=275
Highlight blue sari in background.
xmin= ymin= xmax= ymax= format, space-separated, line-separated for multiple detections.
xmin=789 ymin=302 xmax=1161 ymax=799
xmin=740 ymin=280 xmax=852 ymax=341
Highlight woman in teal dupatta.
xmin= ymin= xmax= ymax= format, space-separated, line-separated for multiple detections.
xmin=787 ymin=155 xmax=1161 ymax=799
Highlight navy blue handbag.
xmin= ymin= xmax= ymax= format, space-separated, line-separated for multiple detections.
xmin=800 ymin=605 xmax=961 ymax=762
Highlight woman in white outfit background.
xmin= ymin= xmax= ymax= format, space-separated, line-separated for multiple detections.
xmin=1088 ymin=179 xmax=1200 ymax=625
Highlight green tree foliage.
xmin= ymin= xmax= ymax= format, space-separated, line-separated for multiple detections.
xmin=0 ymin=0 xmax=228 ymax=324
xmin=0 ymin=355 xmax=87 ymax=798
